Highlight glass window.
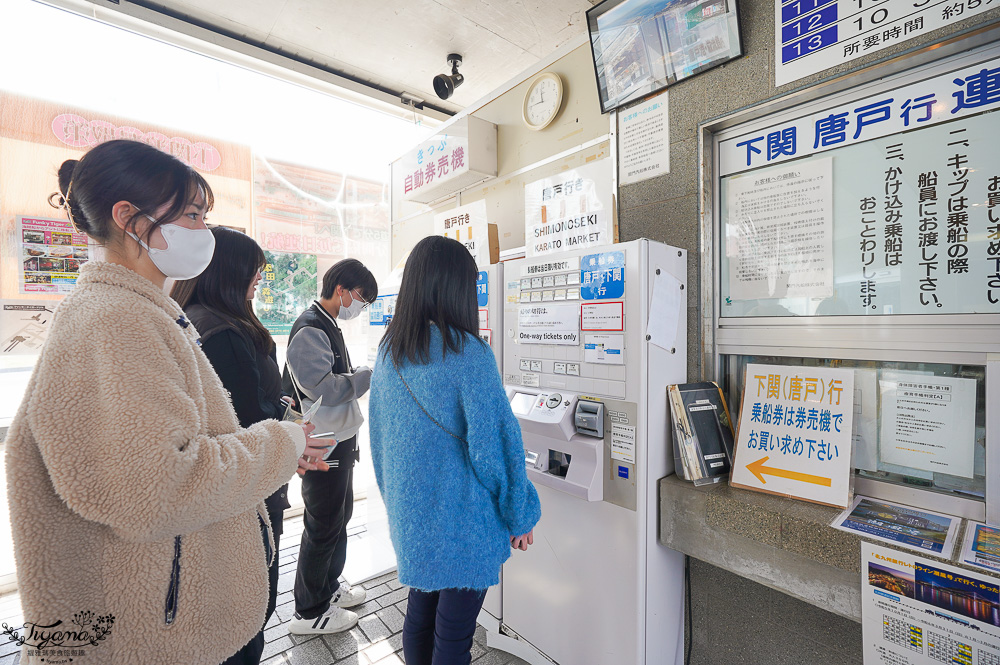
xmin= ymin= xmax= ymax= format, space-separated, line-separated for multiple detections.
xmin=721 ymin=355 xmax=986 ymax=503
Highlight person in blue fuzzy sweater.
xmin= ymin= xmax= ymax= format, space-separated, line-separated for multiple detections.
xmin=369 ymin=235 xmax=541 ymax=665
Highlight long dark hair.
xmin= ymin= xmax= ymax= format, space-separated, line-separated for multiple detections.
xmin=48 ymin=139 xmax=214 ymax=243
xmin=382 ymin=236 xmax=483 ymax=365
xmin=171 ymin=227 xmax=273 ymax=353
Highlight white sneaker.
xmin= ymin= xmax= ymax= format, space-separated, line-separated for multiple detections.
xmin=331 ymin=581 xmax=367 ymax=608
xmin=288 ymin=606 xmax=358 ymax=635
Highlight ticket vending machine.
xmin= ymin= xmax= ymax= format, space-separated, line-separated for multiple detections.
xmin=484 ymin=239 xmax=687 ymax=665
xmin=477 ymin=264 xmax=505 ymax=368
xmin=472 ymin=262 xmax=505 ymax=622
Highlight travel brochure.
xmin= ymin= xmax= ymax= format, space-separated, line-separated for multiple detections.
xmin=18 ymin=216 xmax=89 ymax=294
xmin=960 ymin=522 xmax=1000 ymax=574
xmin=831 ymin=495 xmax=960 ymax=558
xmin=862 ymin=542 xmax=1000 ymax=664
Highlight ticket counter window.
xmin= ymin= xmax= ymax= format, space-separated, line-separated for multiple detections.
xmin=721 ymin=355 xmax=987 ymax=506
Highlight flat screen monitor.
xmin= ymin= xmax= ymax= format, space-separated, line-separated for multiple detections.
xmin=586 ymin=0 xmax=743 ymax=113
xmin=510 ymin=392 xmax=537 ymax=417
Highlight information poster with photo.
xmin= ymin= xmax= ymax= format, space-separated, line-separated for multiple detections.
xmin=862 ymin=542 xmax=1000 ymax=664
xmin=878 ymin=371 xmax=977 ymax=479
xmin=832 ymin=495 xmax=959 ymax=557
xmin=18 ymin=216 xmax=89 ymax=294
xmin=524 ymin=159 xmax=614 ymax=258
xmin=0 ymin=301 xmax=56 ymax=355
xmin=731 ymin=363 xmax=854 ymax=507
xmin=255 ymin=251 xmax=318 ymax=336
xmin=726 ymin=157 xmax=833 ymax=301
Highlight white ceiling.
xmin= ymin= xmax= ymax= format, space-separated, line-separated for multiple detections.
xmin=127 ymin=0 xmax=601 ymax=114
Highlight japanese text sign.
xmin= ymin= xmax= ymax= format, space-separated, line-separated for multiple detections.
xmin=477 ymin=271 xmax=489 ymax=308
xmin=392 ymin=116 xmax=497 ymax=205
xmin=434 ymin=200 xmax=490 ymax=266
xmin=776 ymin=0 xmax=997 ymax=87
xmin=732 ymin=363 xmax=855 ymax=507
xmin=524 ymin=159 xmax=614 ymax=257
xmin=722 ymin=55 xmax=1000 ymax=177
xmin=402 ymin=133 xmax=464 ymax=197
xmin=581 ymin=251 xmax=625 ymax=300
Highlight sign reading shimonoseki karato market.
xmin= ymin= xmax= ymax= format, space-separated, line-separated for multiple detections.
xmin=731 ymin=363 xmax=855 ymax=508
xmin=524 ymin=159 xmax=614 ymax=258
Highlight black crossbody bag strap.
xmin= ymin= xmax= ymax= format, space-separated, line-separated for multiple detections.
xmin=392 ymin=359 xmax=468 ymax=445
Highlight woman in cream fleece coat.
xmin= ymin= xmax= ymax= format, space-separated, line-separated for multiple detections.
xmin=5 ymin=140 xmax=332 ymax=665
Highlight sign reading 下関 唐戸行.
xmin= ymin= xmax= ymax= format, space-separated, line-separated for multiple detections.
xmin=774 ymin=0 xmax=997 ymax=87
xmin=720 ymin=54 xmax=1000 ymax=317
xmin=721 ymin=56 xmax=1000 ymax=176
xmin=731 ymin=363 xmax=855 ymax=508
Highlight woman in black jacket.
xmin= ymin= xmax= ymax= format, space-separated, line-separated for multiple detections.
xmin=172 ymin=227 xmax=296 ymax=665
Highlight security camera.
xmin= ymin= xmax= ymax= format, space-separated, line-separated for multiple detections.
xmin=433 ymin=54 xmax=464 ymax=100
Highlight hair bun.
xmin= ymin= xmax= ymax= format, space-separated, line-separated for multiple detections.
xmin=57 ymin=160 xmax=79 ymax=196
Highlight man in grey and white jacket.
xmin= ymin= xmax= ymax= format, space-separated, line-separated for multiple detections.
xmin=282 ymin=258 xmax=378 ymax=636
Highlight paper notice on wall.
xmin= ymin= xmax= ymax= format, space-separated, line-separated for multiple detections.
xmin=611 ymin=423 xmax=636 ymax=464
xmin=726 ymin=157 xmax=833 ymax=301
xmin=861 ymin=542 xmax=1000 ymax=665
xmin=584 ymin=334 xmax=625 ymax=365
xmin=518 ymin=304 xmax=580 ymax=345
xmin=646 ymin=270 xmax=682 ymax=351
xmin=1 ymin=300 xmax=56 ymax=355
xmin=850 ymin=367 xmax=879 ymax=473
xmin=878 ymin=371 xmax=977 ymax=478
xmin=618 ymin=90 xmax=669 ymax=186
xmin=581 ymin=302 xmax=624 ymax=331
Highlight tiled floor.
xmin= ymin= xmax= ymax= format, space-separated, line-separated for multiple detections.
xmin=0 ymin=504 xmax=531 ymax=665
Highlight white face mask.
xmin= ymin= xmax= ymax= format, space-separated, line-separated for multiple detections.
xmin=336 ymin=289 xmax=367 ymax=321
xmin=129 ymin=219 xmax=216 ymax=280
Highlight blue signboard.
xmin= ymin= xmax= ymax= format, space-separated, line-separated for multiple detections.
xmin=477 ymin=271 xmax=488 ymax=307
xmin=580 ymin=251 xmax=625 ymax=300
xmin=369 ymin=293 xmax=396 ymax=326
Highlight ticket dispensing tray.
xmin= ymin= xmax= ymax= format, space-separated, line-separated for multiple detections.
xmin=508 ymin=388 xmax=604 ymax=502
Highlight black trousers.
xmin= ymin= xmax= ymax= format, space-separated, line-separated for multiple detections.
xmin=294 ymin=436 xmax=356 ymax=619
xmin=220 ymin=509 xmax=283 ymax=665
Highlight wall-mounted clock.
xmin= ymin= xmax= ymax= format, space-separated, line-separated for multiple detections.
xmin=522 ymin=72 xmax=564 ymax=131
